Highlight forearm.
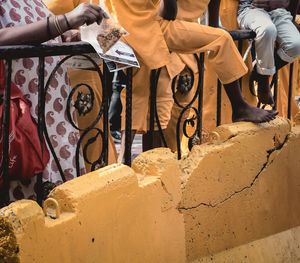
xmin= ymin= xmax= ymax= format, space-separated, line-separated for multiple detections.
xmin=0 ymin=16 xmax=69 ymax=45
xmin=159 ymin=0 xmax=177 ymax=20
xmin=208 ymin=0 xmax=220 ymax=27
xmin=0 ymin=3 xmax=108 ymax=46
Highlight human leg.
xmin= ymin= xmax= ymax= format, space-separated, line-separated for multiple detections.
xmin=238 ymin=8 xmax=277 ymax=104
xmin=160 ymin=19 xmax=277 ymax=122
xmin=109 ymin=71 xmax=125 ymax=143
xmin=271 ymin=8 xmax=300 ymax=70
xmin=118 ymin=64 xmax=151 ymax=162
xmin=142 ymin=66 xmax=175 ymax=150
xmin=68 ymin=69 xmax=117 ymax=168
xmin=224 ymin=80 xmax=277 ymax=122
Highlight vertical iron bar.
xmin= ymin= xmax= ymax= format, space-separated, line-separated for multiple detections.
xmin=197 ymin=53 xmax=205 ymax=143
xmin=273 ymin=72 xmax=278 ymax=111
xmin=149 ymin=70 xmax=157 ymax=149
xmin=176 ymin=114 xmax=182 ymax=160
xmin=124 ymin=67 xmax=132 ymax=166
xmin=0 ymin=59 xmax=12 ymax=206
xmin=238 ymin=40 xmax=243 ymax=91
xmin=287 ymin=63 xmax=294 ymax=120
xmin=102 ymin=63 xmax=109 ymax=165
xmin=36 ymin=57 xmax=45 ymax=206
xmin=216 ymin=80 xmax=222 ymax=126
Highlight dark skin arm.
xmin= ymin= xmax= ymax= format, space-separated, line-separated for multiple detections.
xmin=208 ymin=0 xmax=221 ymax=27
xmin=0 ymin=3 xmax=108 ymax=45
xmin=159 ymin=0 xmax=178 ymax=20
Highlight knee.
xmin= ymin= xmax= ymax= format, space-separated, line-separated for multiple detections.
xmin=257 ymin=24 xmax=277 ymax=40
xmin=284 ymin=39 xmax=300 ymax=59
xmin=220 ymin=29 xmax=232 ymax=41
xmin=218 ymin=29 xmax=234 ymax=44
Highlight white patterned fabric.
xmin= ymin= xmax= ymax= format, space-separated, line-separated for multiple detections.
xmin=0 ymin=0 xmax=85 ymax=202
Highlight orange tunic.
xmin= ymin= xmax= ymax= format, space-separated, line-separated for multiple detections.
xmin=105 ymin=0 xmax=170 ymax=69
xmin=45 ymin=0 xmax=117 ymax=170
xmin=117 ymin=0 xmax=248 ymax=135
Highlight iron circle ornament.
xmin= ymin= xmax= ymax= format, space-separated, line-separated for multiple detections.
xmin=43 ymin=54 xmax=106 ymax=178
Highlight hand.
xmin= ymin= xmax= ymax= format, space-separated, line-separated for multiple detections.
xmin=61 ymin=30 xmax=81 ymax=42
xmin=65 ymin=3 xmax=109 ymax=29
xmin=252 ymin=0 xmax=290 ymax=11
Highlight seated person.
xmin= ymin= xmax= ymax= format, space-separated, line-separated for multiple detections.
xmin=237 ymin=0 xmax=300 ymax=105
xmin=109 ymin=0 xmax=278 ymax=162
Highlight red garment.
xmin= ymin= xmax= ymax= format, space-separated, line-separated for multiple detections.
xmin=0 ymin=60 xmax=49 ymax=187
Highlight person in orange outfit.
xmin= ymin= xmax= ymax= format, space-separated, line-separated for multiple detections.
xmin=109 ymin=0 xmax=278 ymax=161
xmin=44 ymin=0 xmax=117 ymax=170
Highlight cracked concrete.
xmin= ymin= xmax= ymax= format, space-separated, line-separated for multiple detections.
xmin=179 ymin=118 xmax=291 ymax=208
xmin=1 ymin=118 xmax=299 ymax=263
xmin=178 ymin=132 xmax=291 ymax=211
xmin=132 ymin=118 xmax=300 ymax=261
xmin=131 ymin=118 xmax=300 ymax=262
xmin=178 ymin=119 xmax=300 ymax=261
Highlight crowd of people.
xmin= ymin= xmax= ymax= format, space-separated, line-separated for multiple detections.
xmin=0 ymin=0 xmax=299 ymax=204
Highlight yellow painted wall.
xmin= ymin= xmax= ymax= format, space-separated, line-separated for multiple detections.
xmin=194 ymin=226 xmax=300 ymax=263
xmin=177 ymin=119 xmax=300 ymax=261
xmin=1 ymin=118 xmax=300 ymax=263
xmin=0 ymin=164 xmax=185 ymax=263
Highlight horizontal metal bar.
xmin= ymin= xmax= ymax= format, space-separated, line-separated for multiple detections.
xmin=229 ymin=30 xmax=256 ymax=40
xmin=0 ymin=42 xmax=94 ymax=59
xmin=0 ymin=30 xmax=256 ymax=60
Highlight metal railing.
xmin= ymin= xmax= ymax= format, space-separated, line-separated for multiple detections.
xmin=0 ymin=30 xmax=297 ymax=206
xmin=146 ymin=30 xmax=296 ymax=158
xmin=0 ymin=42 xmax=132 ymax=206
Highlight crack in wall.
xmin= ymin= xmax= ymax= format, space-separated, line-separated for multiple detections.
xmin=157 ymin=177 xmax=173 ymax=201
xmin=178 ymin=134 xmax=290 ymax=212
xmin=180 ymin=130 xmax=266 ymax=183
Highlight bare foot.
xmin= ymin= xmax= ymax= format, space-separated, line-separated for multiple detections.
xmin=256 ymin=73 xmax=274 ymax=105
xmin=232 ymin=103 xmax=278 ymax=123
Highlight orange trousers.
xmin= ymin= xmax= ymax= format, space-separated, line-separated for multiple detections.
xmin=122 ymin=18 xmax=248 ymax=133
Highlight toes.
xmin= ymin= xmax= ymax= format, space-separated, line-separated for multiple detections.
xmin=262 ymin=115 xmax=273 ymax=123
xmin=264 ymin=112 xmax=277 ymax=122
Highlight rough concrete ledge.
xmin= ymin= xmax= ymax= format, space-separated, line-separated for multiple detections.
xmin=0 ymin=164 xmax=185 ymax=263
xmin=180 ymin=117 xmax=291 ymax=208
xmin=177 ymin=118 xmax=300 ymax=261
xmin=0 ymin=118 xmax=299 ymax=263
xmin=132 ymin=118 xmax=300 ymax=261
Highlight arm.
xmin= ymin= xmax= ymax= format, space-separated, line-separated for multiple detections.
xmin=159 ymin=0 xmax=178 ymax=20
xmin=0 ymin=3 xmax=108 ymax=45
xmin=208 ymin=0 xmax=221 ymax=27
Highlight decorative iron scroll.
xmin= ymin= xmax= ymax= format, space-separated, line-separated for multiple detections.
xmin=43 ymin=54 xmax=106 ymax=181
xmin=0 ymin=43 xmax=115 ymax=207
xmin=149 ymin=53 xmax=205 ymax=160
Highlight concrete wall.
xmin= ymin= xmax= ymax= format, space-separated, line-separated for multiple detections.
xmin=177 ymin=118 xmax=300 ymax=261
xmin=1 ymin=117 xmax=300 ymax=263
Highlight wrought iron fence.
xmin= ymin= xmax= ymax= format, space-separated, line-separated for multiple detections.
xmin=0 ymin=30 xmax=297 ymax=207
xmin=146 ymin=30 xmax=296 ymax=159
xmin=0 ymin=42 xmax=132 ymax=206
